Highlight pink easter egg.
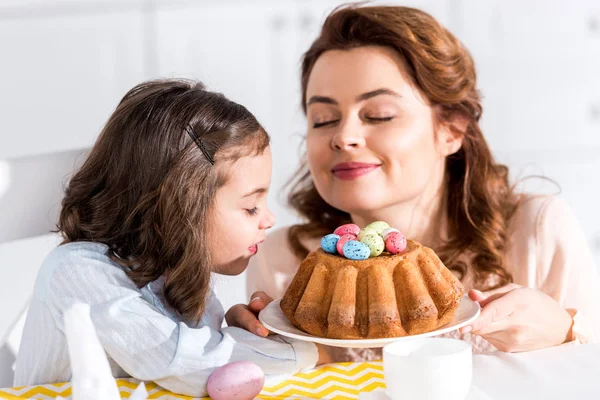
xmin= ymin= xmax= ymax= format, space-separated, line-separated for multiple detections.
xmin=333 ymin=224 xmax=360 ymax=237
xmin=336 ymin=233 xmax=356 ymax=255
xmin=385 ymin=231 xmax=407 ymax=254
xmin=207 ymin=361 xmax=265 ymax=400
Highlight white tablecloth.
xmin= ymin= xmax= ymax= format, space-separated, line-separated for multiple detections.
xmin=361 ymin=343 xmax=600 ymax=400
xmin=470 ymin=343 xmax=600 ymax=399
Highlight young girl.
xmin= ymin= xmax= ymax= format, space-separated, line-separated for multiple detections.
xmin=14 ymin=79 xmax=329 ymax=396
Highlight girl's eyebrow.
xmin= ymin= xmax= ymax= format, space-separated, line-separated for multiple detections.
xmin=242 ymin=187 xmax=268 ymax=198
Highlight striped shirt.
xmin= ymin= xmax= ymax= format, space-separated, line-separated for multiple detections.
xmin=14 ymin=241 xmax=317 ymax=397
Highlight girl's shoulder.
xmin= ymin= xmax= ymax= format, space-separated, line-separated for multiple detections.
xmin=34 ymin=241 xmax=131 ymax=301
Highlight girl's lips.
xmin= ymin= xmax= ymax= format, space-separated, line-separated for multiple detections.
xmin=249 ymin=244 xmax=258 ymax=254
xmin=331 ymin=162 xmax=381 ymax=180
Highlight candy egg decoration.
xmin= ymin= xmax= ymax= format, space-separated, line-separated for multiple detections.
xmin=207 ymin=361 xmax=265 ymax=400
xmin=333 ymin=223 xmax=360 ymax=237
xmin=359 ymin=233 xmax=385 ymax=257
xmin=364 ymin=221 xmax=390 ymax=235
xmin=342 ymin=240 xmax=371 ymax=260
xmin=321 ymin=222 xmax=407 ymax=259
xmin=385 ymin=231 xmax=407 ymax=254
xmin=320 ymin=234 xmax=340 ymax=254
xmin=336 ymin=233 xmax=355 ymax=255
xmin=357 ymin=227 xmax=378 ymax=241
xmin=381 ymin=227 xmax=400 ymax=240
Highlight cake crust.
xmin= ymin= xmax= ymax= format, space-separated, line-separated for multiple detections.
xmin=280 ymin=240 xmax=465 ymax=339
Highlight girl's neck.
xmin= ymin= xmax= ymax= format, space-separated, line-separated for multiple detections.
xmin=350 ymin=179 xmax=448 ymax=249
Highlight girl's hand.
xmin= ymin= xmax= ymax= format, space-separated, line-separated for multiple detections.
xmin=316 ymin=344 xmax=333 ymax=365
xmin=459 ymin=284 xmax=574 ymax=352
xmin=226 ymin=292 xmax=333 ymax=366
xmin=225 ymin=291 xmax=273 ymax=337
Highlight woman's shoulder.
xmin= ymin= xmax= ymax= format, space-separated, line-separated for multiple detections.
xmin=507 ymin=194 xmax=587 ymax=283
xmin=511 ymin=194 xmax=575 ymax=239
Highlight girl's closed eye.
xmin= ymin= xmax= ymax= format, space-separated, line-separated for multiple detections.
xmin=245 ymin=207 xmax=260 ymax=216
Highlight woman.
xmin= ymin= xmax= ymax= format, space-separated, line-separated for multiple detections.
xmin=227 ymin=4 xmax=600 ymax=360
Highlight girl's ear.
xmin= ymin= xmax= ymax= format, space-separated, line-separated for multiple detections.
xmin=437 ymin=115 xmax=468 ymax=156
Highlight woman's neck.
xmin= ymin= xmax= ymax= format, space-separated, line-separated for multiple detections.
xmin=350 ymin=180 xmax=448 ymax=249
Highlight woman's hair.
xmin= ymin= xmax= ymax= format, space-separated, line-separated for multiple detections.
xmin=58 ymin=79 xmax=269 ymax=323
xmin=288 ymin=5 xmax=519 ymax=290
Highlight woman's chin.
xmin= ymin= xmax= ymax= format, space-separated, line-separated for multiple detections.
xmin=327 ymin=194 xmax=387 ymax=216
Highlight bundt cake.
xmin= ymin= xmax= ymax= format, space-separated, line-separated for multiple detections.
xmin=280 ymin=239 xmax=465 ymax=339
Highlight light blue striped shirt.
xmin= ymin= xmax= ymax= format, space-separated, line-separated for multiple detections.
xmin=14 ymin=241 xmax=317 ymax=396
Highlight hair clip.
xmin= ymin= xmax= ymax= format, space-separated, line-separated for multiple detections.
xmin=186 ymin=124 xmax=215 ymax=165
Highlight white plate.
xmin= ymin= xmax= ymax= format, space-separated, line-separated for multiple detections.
xmin=258 ymin=295 xmax=481 ymax=348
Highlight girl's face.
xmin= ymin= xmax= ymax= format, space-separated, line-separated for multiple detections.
xmin=210 ymin=145 xmax=276 ymax=275
xmin=305 ymin=46 xmax=462 ymax=216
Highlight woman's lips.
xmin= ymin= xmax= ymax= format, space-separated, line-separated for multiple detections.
xmin=331 ymin=162 xmax=380 ymax=180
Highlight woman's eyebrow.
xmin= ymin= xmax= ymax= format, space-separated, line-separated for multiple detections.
xmin=306 ymin=88 xmax=401 ymax=106
xmin=356 ymin=88 xmax=401 ymax=101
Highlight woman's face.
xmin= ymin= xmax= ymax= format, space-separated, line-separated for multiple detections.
xmin=305 ymin=46 xmax=461 ymax=216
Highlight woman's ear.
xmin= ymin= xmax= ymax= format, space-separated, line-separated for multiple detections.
xmin=437 ymin=115 xmax=468 ymax=156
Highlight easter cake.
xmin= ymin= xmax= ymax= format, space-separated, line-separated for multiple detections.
xmin=280 ymin=222 xmax=465 ymax=339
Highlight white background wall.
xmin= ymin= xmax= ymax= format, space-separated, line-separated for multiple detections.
xmin=0 ymin=0 xmax=599 ymax=386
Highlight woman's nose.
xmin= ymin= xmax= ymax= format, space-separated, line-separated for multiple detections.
xmin=331 ymin=122 xmax=366 ymax=151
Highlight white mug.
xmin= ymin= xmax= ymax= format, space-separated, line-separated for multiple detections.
xmin=382 ymin=337 xmax=472 ymax=400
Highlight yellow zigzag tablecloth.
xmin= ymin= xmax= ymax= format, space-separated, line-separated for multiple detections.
xmin=0 ymin=361 xmax=385 ymax=400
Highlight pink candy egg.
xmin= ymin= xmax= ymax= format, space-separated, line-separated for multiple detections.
xmin=207 ymin=361 xmax=265 ymax=400
xmin=336 ymin=233 xmax=355 ymax=255
xmin=385 ymin=231 xmax=407 ymax=254
xmin=333 ymin=224 xmax=360 ymax=237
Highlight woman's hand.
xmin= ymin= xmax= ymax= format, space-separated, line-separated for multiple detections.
xmin=225 ymin=291 xmax=273 ymax=337
xmin=459 ymin=284 xmax=574 ymax=352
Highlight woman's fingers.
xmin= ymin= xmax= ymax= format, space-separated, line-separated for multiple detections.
xmin=467 ymin=283 xmax=521 ymax=307
xmin=225 ymin=304 xmax=269 ymax=337
xmin=460 ymin=291 xmax=517 ymax=334
xmin=467 ymin=289 xmax=487 ymax=302
xmin=248 ymin=291 xmax=274 ymax=313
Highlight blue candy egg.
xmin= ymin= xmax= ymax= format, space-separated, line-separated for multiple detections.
xmin=342 ymin=240 xmax=370 ymax=260
xmin=321 ymin=234 xmax=340 ymax=254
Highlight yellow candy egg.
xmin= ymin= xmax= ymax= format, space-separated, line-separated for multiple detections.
xmin=360 ymin=233 xmax=385 ymax=257
xmin=365 ymin=221 xmax=390 ymax=235
xmin=357 ymin=228 xmax=377 ymax=241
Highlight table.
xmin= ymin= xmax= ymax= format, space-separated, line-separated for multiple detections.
xmin=1 ymin=344 xmax=599 ymax=399
xmin=0 ymin=361 xmax=383 ymax=399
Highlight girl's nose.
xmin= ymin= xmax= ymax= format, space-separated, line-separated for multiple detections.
xmin=260 ymin=207 xmax=276 ymax=230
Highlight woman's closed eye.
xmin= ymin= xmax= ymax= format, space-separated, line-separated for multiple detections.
xmin=366 ymin=116 xmax=395 ymax=122
xmin=312 ymin=116 xmax=395 ymax=128
xmin=312 ymin=119 xmax=340 ymax=129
